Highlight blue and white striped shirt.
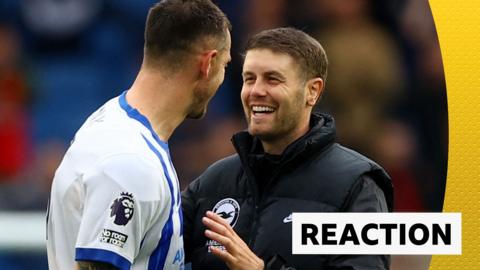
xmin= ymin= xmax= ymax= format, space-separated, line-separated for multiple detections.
xmin=47 ymin=91 xmax=184 ymax=270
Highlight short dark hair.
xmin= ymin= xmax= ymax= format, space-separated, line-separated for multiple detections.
xmin=245 ymin=27 xmax=328 ymax=81
xmin=144 ymin=0 xmax=231 ymax=68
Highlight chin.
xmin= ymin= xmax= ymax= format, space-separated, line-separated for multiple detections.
xmin=187 ymin=108 xmax=207 ymax=119
xmin=248 ymin=126 xmax=274 ymax=139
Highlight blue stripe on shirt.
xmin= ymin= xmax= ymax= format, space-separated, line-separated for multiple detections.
xmin=119 ymin=90 xmax=182 ymax=269
xmin=142 ymin=136 xmax=176 ymax=270
xmin=118 ymin=91 xmax=169 ymax=151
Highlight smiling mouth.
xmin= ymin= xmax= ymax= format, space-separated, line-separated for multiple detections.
xmin=251 ymin=105 xmax=276 ymax=115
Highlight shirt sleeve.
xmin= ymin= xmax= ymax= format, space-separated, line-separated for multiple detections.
xmin=326 ymin=174 xmax=390 ymax=270
xmin=75 ymin=153 xmax=168 ymax=270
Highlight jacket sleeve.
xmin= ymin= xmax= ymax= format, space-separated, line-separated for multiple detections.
xmin=265 ymin=175 xmax=390 ymax=270
xmin=181 ymin=178 xmax=201 ymax=264
xmin=326 ymin=174 xmax=390 ymax=270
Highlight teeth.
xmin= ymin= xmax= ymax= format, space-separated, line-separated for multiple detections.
xmin=252 ymin=106 xmax=275 ymax=113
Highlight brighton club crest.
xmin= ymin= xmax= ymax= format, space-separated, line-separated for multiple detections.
xmin=212 ymin=198 xmax=240 ymax=227
xmin=110 ymin=192 xmax=135 ymax=226
xmin=206 ymin=198 xmax=241 ymax=252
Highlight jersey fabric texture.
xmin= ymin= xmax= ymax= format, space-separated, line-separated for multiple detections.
xmin=182 ymin=113 xmax=393 ymax=270
xmin=47 ymin=91 xmax=184 ymax=270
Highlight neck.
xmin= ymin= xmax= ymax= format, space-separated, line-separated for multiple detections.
xmin=126 ymin=66 xmax=196 ymax=141
xmin=261 ymin=115 xmax=311 ymax=155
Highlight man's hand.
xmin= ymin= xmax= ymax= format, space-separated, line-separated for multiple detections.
xmin=203 ymin=211 xmax=265 ymax=270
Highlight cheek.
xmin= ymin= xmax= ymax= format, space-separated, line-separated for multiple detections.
xmin=217 ymin=69 xmax=225 ymax=83
xmin=240 ymin=87 xmax=249 ymax=105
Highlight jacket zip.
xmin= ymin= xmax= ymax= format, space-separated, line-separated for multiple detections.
xmin=247 ymin=167 xmax=284 ymax=248
xmin=245 ymin=170 xmax=260 ymax=247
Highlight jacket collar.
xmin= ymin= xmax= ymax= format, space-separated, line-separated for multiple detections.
xmin=232 ymin=113 xmax=336 ymax=173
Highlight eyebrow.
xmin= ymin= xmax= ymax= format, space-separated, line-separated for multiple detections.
xmin=264 ymin=71 xmax=286 ymax=81
xmin=242 ymin=70 xmax=286 ymax=79
xmin=242 ymin=71 xmax=255 ymax=77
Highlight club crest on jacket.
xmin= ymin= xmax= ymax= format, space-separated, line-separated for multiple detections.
xmin=212 ymin=198 xmax=240 ymax=227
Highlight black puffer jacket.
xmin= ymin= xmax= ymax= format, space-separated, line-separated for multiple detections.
xmin=182 ymin=113 xmax=393 ymax=270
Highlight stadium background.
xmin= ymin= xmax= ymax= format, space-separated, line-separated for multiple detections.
xmin=0 ymin=0 xmax=446 ymax=269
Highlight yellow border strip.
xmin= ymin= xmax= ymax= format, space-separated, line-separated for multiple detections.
xmin=429 ymin=0 xmax=480 ymax=268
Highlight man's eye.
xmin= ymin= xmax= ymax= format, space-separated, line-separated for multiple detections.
xmin=268 ymin=78 xmax=281 ymax=83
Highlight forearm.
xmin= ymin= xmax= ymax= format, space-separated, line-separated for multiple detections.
xmin=77 ymin=261 xmax=119 ymax=270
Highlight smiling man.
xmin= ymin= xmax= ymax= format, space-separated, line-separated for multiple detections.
xmin=182 ymin=27 xmax=394 ymax=270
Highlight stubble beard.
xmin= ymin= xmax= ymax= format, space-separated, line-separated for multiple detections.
xmin=248 ymin=111 xmax=299 ymax=143
xmin=246 ymin=92 xmax=305 ymax=144
xmin=186 ymin=100 xmax=207 ymax=119
xmin=187 ymin=87 xmax=211 ymax=119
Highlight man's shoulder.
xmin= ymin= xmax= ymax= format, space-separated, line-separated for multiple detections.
xmin=183 ymin=154 xmax=243 ymax=198
xmin=328 ymin=143 xmax=376 ymax=164
xmin=68 ymin=126 xmax=148 ymax=167
xmin=76 ymin=98 xmax=135 ymax=140
xmin=201 ymin=154 xmax=242 ymax=179
xmin=327 ymin=144 xmax=393 ymax=211
xmin=70 ymin=99 xmax=150 ymax=160
xmin=311 ymin=143 xmax=385 ymax=173
xmin=62 ymin=111 xmax=163 ymax=187
xmin=91 ymin=152 xmax=167 ymax=199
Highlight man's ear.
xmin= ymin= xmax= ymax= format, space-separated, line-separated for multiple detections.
xmin=199 ymin=50 xmax=218 ymax=78
xmin=306 ymin=78 xmax=324 ymax=106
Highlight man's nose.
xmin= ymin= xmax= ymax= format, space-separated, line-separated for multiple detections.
xmin=250 ymin=81 xmax=267 ymax=97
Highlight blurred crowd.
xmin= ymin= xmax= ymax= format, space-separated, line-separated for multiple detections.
xmin=0 ymin=0 xmax=446 ymax=269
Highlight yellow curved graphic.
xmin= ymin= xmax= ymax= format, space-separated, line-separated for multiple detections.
xmin=429 ymin=0 xmax=480 ymax=268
